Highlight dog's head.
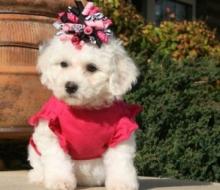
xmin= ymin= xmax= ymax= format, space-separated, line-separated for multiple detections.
xmin=37 ymin=37 xmax=139 ymax=108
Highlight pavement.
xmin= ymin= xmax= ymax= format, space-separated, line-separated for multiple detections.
xmin=0 ymin=171 xmax=220 ymax=190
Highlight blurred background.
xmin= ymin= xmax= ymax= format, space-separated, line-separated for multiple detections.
xmin=0 ymin=0 xmax=219 ymax=183
xmin=133 ymin=0 xmax=219 ymax=32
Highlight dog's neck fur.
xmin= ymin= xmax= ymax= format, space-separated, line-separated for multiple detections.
xmin=63 ymin=94 xmax=122 ymax=110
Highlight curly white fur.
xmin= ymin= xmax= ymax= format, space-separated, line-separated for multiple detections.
xmin=28 ymin=37 xmax=139 ymax=190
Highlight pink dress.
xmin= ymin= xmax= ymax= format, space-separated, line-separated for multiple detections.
xmin=29 ymin=96 xmax=141 ymax=160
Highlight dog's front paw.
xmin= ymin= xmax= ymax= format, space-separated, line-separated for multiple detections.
xmin=28 ymin=169 xmax=44 ymax=184
xmin=45 ymin=174 xmax=76 ymax=190
xmin=106 ymin=180 xmax=139 ymax=190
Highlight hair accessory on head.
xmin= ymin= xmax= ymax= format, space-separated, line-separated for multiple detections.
xmin=53 ymin=0 xmax=113 ymax=49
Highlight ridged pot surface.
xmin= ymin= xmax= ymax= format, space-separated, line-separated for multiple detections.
xmin=0 ymin=0 xmax=76 ymax=139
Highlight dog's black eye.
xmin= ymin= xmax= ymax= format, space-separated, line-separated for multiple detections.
xmin=60 ymin=61 xmax=68 ymax=68
xmin=86 ymin=63 xmax=98 ymax=73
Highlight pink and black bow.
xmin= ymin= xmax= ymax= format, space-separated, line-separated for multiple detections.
xmin=53 ymin=0 xmax=113 ymax=49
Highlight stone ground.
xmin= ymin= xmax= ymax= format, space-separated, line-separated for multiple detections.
xmin=0 ymin=171 xmax=220 ymax=190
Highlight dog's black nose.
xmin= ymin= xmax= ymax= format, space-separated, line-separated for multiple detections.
xmin=65 ymin=81 xmax=78 ymax=94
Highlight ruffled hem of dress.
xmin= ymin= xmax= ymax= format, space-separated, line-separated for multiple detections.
xmin=108 ymin=118 xmax=139 ymax=147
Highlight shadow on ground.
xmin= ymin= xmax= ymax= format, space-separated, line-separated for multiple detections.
xmin=77 ymin=178 xmax=213 ymax=190
xmin=139 ymin=177 xmax=211 ymax=189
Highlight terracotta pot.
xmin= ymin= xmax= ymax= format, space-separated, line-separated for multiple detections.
xmin=0 ymin=0 xmax=76 ymax=139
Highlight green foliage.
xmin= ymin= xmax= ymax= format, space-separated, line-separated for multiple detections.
xmin=94 ymin=0 xmax=120 ymax=8
xmin=96 ymin=1 xmax=220 ymax=182
xmin=142 ymin=21 xmax=220 ymax=62
xmin=126 ymin=58 xmax=220 ymax=182
xmin=94 ymin=0 xmax=145 ymax=47
xmin=95 ymin=1 xmax=220 ymax=62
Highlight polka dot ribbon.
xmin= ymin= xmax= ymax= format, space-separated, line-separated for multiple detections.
xmin=53 ymin=0 xmax=113 ymax=49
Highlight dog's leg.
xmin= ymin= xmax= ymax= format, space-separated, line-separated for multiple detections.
xmin=75 ymin=158 xmax=105 ymax=186
xmin=103 ymin=134 xmax=139 ymax=190
xmin=28 ymin=143 xmax=44 ymax=184
xmin=32 ymin=120 xmax=76 ymax=190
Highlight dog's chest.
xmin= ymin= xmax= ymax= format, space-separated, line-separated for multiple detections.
xmin=57 ymin=106 xmax=120 ymax=160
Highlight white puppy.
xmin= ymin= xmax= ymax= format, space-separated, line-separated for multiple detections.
xmin=28 ymin=36 xmax=140 ymax=190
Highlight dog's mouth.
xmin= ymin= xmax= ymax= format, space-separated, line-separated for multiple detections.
xmin=67 ymin=94 xmax=78 ymax=99
xmin=65 ymin=94 xmax=79 ymax=100
xmin=62 ymin=94 xmax=81 ymax=105
xmin=63 ymin=93 xmax=94 ymax=106
xmin=60 ymin=92 xmax=78 ymax=100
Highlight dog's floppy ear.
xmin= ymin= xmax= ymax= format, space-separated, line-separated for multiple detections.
xmin=37 ymin=39 xmax=54 ymax=88
xmin=109 ymin=42 xmax=139 ymax=96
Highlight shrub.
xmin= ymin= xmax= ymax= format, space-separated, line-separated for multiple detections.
xmin=126 ymin=57 xmax=220 ymax=182
xmin=142 ymin=21 xmax=220 ymax=62
xmin=94 ymin=0 xmax=145 ymax=48
xmin=95 ymin=1 xmax=220 ymax=182
xmin=95 ymin=1 xmax=220 ymax=62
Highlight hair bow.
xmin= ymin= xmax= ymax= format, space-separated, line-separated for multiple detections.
xmin=53 ymin=1 xmax=113 ymax=49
